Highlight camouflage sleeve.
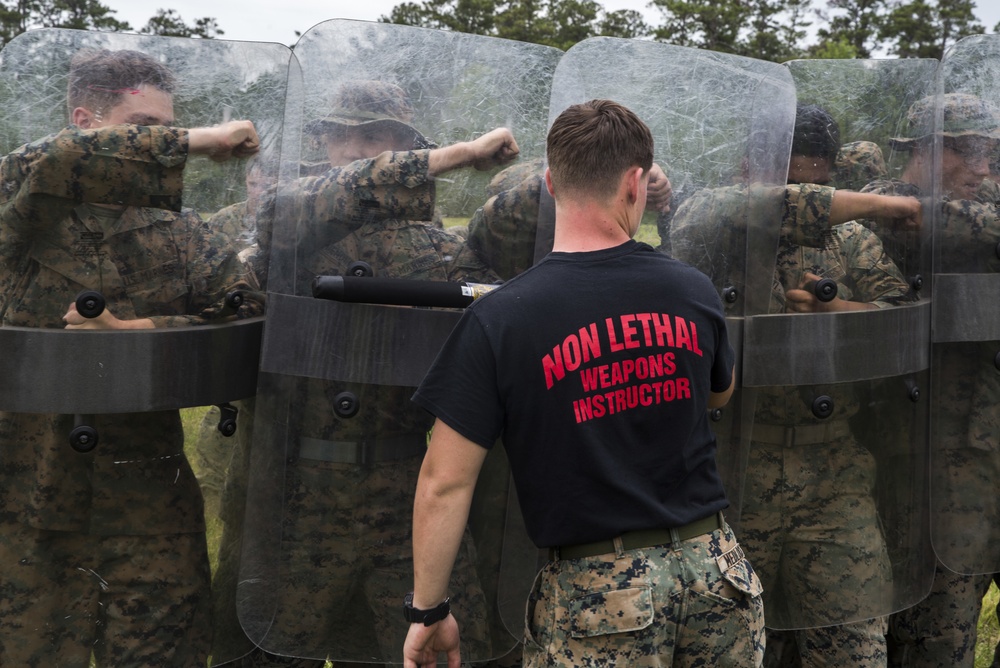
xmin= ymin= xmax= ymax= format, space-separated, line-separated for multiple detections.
xmin=0 ymin=125 xmax=187 ymax=237
xmin=148 ymin=209 xmax=261 ymax=328
xmin=670 ymin=183 xmax=834 ymax=271
xmin=977 ymin=178 xmax=1000 ymax=205
xmin=259 ymin=149 xmax=438 ymax=267
xmin=837 ymin=221 xmax=910 ymax=308
xmin=466 ymin=173 xmax=543 ymax=281
xmin=424 ymin=225 xmax=501 ymax=285
xmin=780 ymin=183 xmax=836 ymax=247
xmin=938 ymin=197 xmax=1000 ymax=273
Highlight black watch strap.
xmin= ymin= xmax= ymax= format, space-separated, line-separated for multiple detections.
xmin=403 ymin=592 xmax=451 ymax=626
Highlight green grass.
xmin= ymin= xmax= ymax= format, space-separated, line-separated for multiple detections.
xmin=977 ymin=583 xmax=1000 ymax=667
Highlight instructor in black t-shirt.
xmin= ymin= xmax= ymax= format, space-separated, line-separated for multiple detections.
xmin=403 ymin=99 xmax=764 ymax=668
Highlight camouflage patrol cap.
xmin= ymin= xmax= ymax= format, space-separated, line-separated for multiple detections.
xmin=834 ymin=141 xmax=887 ymax=191
xmin=306 ymin=80 xmax=435 ymax=149
xmin=891 ymin=93 xmax=1000 ymax=150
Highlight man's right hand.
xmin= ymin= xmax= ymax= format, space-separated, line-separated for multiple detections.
xmin=872 ymin=194 xmax=921 ymax=231
xmin=188 ymin=120 xmax=260 ymax=162
xmin=428 ymin=128 xmax=519 ymax=176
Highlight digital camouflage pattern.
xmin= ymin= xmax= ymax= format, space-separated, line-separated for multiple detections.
xmin=0 ymin=125 xmax=256 ymax=665
xmin=467 ymin=167 xmax=546 ymax=281
xmin=669 ymin=183 xmax=839 ymax=298
xmin=523 ymin=525 xmax=764 ymax=667
xmin=834 ymin=141 xmax=887 ymax=192
xmin=304 ymin=80 xmax=435 ymax=150
xmin=890 ymin=93 xmax=1000 ymax=149
xmin=888 ymin=566 xmax=991 ymax=668
xmin=744 ymin=222 xmax=906 ymax=665
xmin=879 ymin=175 xmax=1000 ymax=668
xmin=249 ymin=217 xmax=499 ymax=664
xmin=0 ymin=526 xmax=211 ymax=667
xmin=671 ymin=179 xmax=910 ymax=664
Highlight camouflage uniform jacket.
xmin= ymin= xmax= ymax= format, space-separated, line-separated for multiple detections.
xmin=256 ymin=150 xmax=439 ymax=291
xmin=862 ymin=178 xmax=1000 ymax=453
xmin=756 ymin=221 xmax=910 ymax=425
xmin=669 ymin=182 xmax=839 ymax=299
xmin=0 ymin=125 xmax=254 ymax=535
xmin=668 ymin=180 xmax=910 ymax=425
xmin=297 ymin=201 xmax=500 ymax=442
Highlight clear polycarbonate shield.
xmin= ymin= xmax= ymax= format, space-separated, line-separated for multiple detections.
xmin=547 ymin=37 xmax=794 ymax=544
xmin=929 ymin=34 xmax=1000 ymax=575
xmin=0 ymin=28 xmax=289 ymax=664
xmin=240 ymin=19 xmax=559 ymax=662
xmin=732 ymin=58 xmax=936 ymax=630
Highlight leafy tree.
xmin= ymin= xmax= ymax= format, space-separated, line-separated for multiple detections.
xmin=879 ymin=0 xmax=982 ymax=59
xmin=651 ymin=0 xmax=748 ymax=53
xmin=382 ymin=0 xmax=650 ymax=48
xmin=0 ymin=1 xmax=224 ymax=47
xmin=139 ymin=9 xmax=224 ymax=38
xmin=597 ymin=9 xmax=650 ymax=39
xmin=813 ymin=0 xmax=889 ymax=58
xmin=741 ymin=0 xmax=812 ymax=61
xmin=384 ymin=0 xmax=498 ymax=34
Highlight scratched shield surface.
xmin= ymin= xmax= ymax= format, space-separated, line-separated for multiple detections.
xmin=0 ymin=27 xmax=290 ymax=664
xmin=925 ymin=34 xmax=1000 ymax=576
xmin=239 ymin=18 xmax=559 ymax=662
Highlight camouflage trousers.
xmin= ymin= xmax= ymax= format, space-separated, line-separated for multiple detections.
xmin=887 ymin=562 xmax=991 ymax=668
xmin=739 ymin=438 xmax=892 ymax=667
xmin=522 ymin=523 xmax=765 ymax=667
xmin=0 ymin=521 xmax=211 ymax=667
xmin=253 ymin=453 xmax=491 ymax=665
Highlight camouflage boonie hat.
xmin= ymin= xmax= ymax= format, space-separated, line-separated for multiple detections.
xmin=891 ymin=93 xmax=1000 ymax=150
xmin=306 ymin=80 xmax=435 ymax=149
xmin=834 ymin=141 xmax=887 ymax=191
xmin=485 ymin=157 xmax=545 ymax=199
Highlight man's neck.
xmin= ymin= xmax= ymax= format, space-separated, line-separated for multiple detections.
xmin=550 ymin=200 xmax=634 ymax=253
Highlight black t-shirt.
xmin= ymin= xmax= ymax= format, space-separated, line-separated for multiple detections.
xmin=412 ymin=240 xmax=734 ymax=547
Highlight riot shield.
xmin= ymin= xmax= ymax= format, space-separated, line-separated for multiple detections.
xmin=545 ymin=38 xmax=794 ymax=548
xmin=0 ymin=28 xmax=288 ymax=666
xmin=928 ymin=35 xmax=1000 ymax=575
xmin=725 ymin=58 xmax=935 ymax=632
xmin=240 ymin=19 xmax=559 ymax=662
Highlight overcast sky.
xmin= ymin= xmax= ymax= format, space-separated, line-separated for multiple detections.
xmin=109 ymin=0 xmax=1000 ymax=48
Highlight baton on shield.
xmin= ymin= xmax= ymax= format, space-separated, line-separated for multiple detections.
xmin=311 ymin=275 xmax=500 ymax=308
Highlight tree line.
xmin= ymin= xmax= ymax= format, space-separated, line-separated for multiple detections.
xmin=0 ymin=1 xmax=222 ymax=48
xmin=381 ymin=0 xmax=995 ymax=60
xmin=0 ymin=1 xmax=991 ymax=62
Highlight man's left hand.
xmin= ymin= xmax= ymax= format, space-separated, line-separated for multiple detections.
xmin=63 ymin=303 xmax=154 ymax=330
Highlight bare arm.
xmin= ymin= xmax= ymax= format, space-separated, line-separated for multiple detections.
xmin=708 ymin=372 xmax=736 ymax=409
xmin=428 ymin=128 xmax=519 ymax=177
xmin=829 ymin=191 xmax=920 ymax=230
xmin=187 ymin=120 xmax=260 ymax=162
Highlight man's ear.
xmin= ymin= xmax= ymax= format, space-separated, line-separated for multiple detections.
xmin=626 ymin=166 xmax=645 ymax=203
xmin=544 ymin=167 xmax=556 ymax=197
xmin=72 ymin=106 xmax=95 ymax=129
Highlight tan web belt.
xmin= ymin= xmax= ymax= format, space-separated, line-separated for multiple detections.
xmin=549 ymin=512 xmax=724 ymax=561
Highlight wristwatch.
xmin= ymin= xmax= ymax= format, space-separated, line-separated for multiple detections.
xmin=403 ymin=592 xmax=451 ymax=626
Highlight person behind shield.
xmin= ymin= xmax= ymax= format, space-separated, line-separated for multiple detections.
xmin=875 ymin=94 xmax=1000 ymax=668
xmin=0 ymin=47 xmax=260 ymax=667
xmin=240 ymin=79 xmax=519 ymax=667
